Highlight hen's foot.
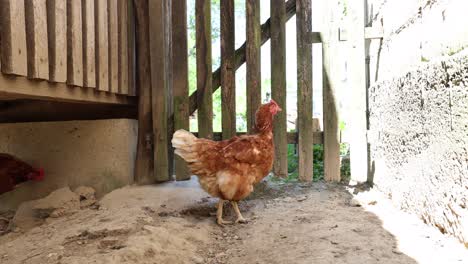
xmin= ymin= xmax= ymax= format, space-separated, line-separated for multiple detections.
xmin=235 ymin=217 xmax=248 ymax=224
xmin=216 ymin=218 xmax=234 ymax=226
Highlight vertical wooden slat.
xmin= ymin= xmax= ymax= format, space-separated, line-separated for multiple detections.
xmin=127 ymin=0 xmax=136 ymax=96
xmin=221 ymin=0 xmax=236 ymax=139
xmin=246 ymin=0 xmax=261 ymax=134
xmin=166 ymin=0 xmax=174 ymax=179
xmin=47 ymin=0 xmax=67 ymax=83
xmin=270 ymin=0 xmax=288 ymax=178
xmin=95 ymin=0 xmax=109 ymax=91
xmin=67 ymin=0 xmax=83 ymax=86
xmin=0 ymin=0 xmax=28 ymax=76
xmin=172 ymin=0 xmax=190 ymax=181
xmin=296 ymin=0 xmax=313 ymax=182
xmin=118 ymin=0 xmax=129 ymax=94
xmin=134 ymin=0 xmax=154 ymax=184
xmin=149 ymin=0 xmax=171 ymax=182
xmin=108 ymin=0 xmax=119 ymax=93
xmin=322 ymin=0 xmax=341 ymax=182
xmin=196 ymin=0 xmax=213 ymax=139
xmin=82 ymin=0 xmax=96 ymax=87
xmin=25 ymin=0 xmax=49 ymax=80
xmin=348 ymin=0 xmax=369 ymax=183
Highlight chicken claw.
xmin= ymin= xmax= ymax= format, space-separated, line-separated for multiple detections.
xmin=231 ymin=201 xmax=249 ymax=224
xmin=216 ymin=200 xmax=233 ymax=226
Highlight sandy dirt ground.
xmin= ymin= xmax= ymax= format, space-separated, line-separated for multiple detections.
xmin=0 ymin=178 xmax=467 ymax=264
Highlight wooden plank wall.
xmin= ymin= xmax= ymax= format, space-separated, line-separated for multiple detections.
xmin=47 ymin=0 xmax=67 ymax=83
xmin=270 ymin=0 xmax=288 ymax=178
xmin=0 ymin=0 xmax=136 ymax=97
xmin=82 ymin=0 xmax=96 ymax=88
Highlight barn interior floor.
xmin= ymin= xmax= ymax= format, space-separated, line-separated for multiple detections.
xmin=0 ymin=178 xmax=467 ymax=264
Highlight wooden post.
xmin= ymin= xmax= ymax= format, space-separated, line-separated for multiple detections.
xmin=82 ymin=0 xmax=96 ymax=88
xmin=67 ymin=0 xmax=83 ymax=86
xmin=322 ymin=0 xmax=341 ymax=182
xmin=25 ymin=0 xmax=49 ymax=80
xmin=246 ymin=0 xmax=261 ymax=134
xmin=127 ymin=0 xmax=136 ymax=96
xmin=118 ymin=0 xmax=129 ymax=94
xmin=221 ymin=0 xmax=236 ymax=139
xmin=196 ymin=0 xmax=213 ymax=139
xmin=270 ymin=0 xmax=288 ymax=178
xmin=172 ymin=0 xmax=190 ymax=181
xmin=95 ymin=0 xmax=109 ymax=91
xmin=108 ymin=0 xmax=119 ymax=93
xmin=1 ymin=0 xmax=28 ymax=76
xmin=348 ymin=0 xmax=368 ymax=183
xmin=133 ymin=0 xmax=154 ymax=184
xmin=296 ymin=0 xmax=313 ymax=182
xmin=46 ymin=0 xmax=67 ymax=83
xmin=149 ymin=0 xmax=171 ymax=182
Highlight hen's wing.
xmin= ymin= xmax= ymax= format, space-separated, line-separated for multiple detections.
xmin=220 ymin=135 xmax=270 ymax=165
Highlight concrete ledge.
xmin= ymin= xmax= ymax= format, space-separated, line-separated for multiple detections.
xmin=0 ymin=119 xmax=137 ymax=211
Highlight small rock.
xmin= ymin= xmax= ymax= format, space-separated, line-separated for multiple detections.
xmin=349 ymin=198 xmax=361 ymax=207
xmin=215 ymin=252 xmax=227 ymax=258
xmin=192 ymin=256 xmax=204 ymax=264
xmin=296 ymin=196 xmax=308 ymax=202
xmin=222 ymin=233 xmax=228 ymax=237
xmin=74 ymin=186 xmax=97 ymax=208
xmin=234 ymin=235 xmax=241 ymax=240
xmin=280 ymin=234 xmax=287 ymax=239
xmin=368 ymin=200 xmax=377 ymax=205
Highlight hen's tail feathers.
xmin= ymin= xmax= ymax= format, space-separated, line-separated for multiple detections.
xmin=172 ymin=129 xmax=199 ymax=163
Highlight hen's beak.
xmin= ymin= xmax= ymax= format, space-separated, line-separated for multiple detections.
xmin=277 ymin=105 xmax=282 ymax=112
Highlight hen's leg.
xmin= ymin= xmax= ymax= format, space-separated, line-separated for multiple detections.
xmin=231 ymin=201 xmax=248 ymax=224
xmin=216 ymin=200 xmax=233 ymax=225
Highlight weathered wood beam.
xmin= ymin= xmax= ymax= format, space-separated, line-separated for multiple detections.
xmin=0 ymin=0 xmax=28 ymax=76
xmin=172 ymin=0 xmax=190 ymax=181
xmin=133 ymin=0 xmax=154 ymax=185
xmin=195 ymin=0 xmax=213 ymax=139
xmin=322 ymin=0 xmax=341 ymax=182
xmin=271 ymin=0 xmax=288 ymax=178
xmin=296 ymin=0 xmax=313 ymax=182
xmin=0 ymin=74 xmax=135 ymax=104
xmin=188 ymin=0 xmax=297 ymax=115
xmin=46 ymin=0 xmax=67 ymax=83
xmin=221 ymin=0 xmax=236 ymax=139
xmin=66 ymin=0 xmax=83 ymax=86
xmin=192 ymin=132 xmax=324 ymax=145
xmin=0 ymin=100 xmax=136 ymax=123
xmin=149 ymin=0 xmax=171 ymax=182
xmin=25 ymin=0 xmax=49 ymax=80
xmin=246 ymin=0 xmax=261 ymax=134
xmin=348 ymin=0 xmax=369 ymax=183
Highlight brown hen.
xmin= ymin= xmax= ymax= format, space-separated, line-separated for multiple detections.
xmin=0 ymin=153 xmax=44 ymax=196
xmin=172 ymin=100 xmax=281 ymax=225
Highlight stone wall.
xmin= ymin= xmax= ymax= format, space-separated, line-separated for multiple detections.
xmin=0 ymin=119 xmax=137 ymax=211
xmin=368 ymin=52 xmax=468 ymax=246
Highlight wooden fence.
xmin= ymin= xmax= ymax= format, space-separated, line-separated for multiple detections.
xmin=133 ymin=0 xmax=342 ymax=183
xmin=0 ymin=0 xmax=136 ymax=104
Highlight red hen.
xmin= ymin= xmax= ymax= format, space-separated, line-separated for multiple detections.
xmin=172 ymin=100 xmax=281 ymax=225
xmin=0 ymin=154 xmax=44 ymax=196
